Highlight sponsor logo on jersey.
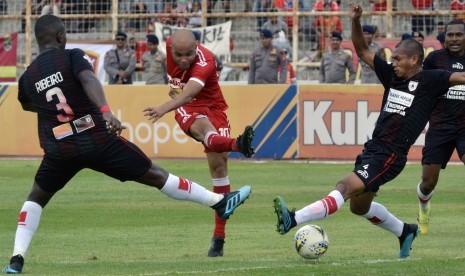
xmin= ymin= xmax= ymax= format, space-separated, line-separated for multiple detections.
xmin=446 ymin=84 xmax=465 ymax=100
xmin=408 ymin=81 xmax=418 ymax=91
xmin=452 ymin=62 xmax=464 ymax=70
xmin=384 ymin=88 xmax=415 ymax=116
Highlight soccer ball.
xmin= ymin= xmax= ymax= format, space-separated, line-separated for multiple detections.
xmin=294 ymin=224 xmax=329 ymax=259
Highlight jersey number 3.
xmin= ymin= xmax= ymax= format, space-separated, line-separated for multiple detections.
xmin=46 ymin=87 xmax=75 ymax=122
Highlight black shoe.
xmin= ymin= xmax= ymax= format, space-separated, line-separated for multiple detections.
xmin=398 ymin=223 xmax=419 ymax=258
xmin=236 ymin=126 xmax=255 ymax=158
xmin=207 ymin=237 xmax=225 ymax=257
xmin=212 ymin=185 xmax=251 ymax=219
xmin=3 ymin=254 xmax=24 ymax=274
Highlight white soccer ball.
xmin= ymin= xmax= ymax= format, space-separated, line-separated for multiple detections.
xmin=294 ymin=224 xmax=329 ymax=259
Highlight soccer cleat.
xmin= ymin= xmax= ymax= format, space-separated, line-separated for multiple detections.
xmin=2 ymin=255 xmax=24 ymax=274
xmin=273 ymin=196 xmax=297 ymax=235
xmin=207 ymin=237 xmax=225 ymax=257
xmin=417 ymin=205 xmax=430 ymax=235
xmin=236 ymin=126 xmax=255 ymax=158
xmin=212 ymin=185 xmax=251 ymax=219
xmin=398 ymin=223 xmax=419 ymax=258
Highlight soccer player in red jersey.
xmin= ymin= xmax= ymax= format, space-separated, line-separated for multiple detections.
xmin=143 ymin=30 xmax=255 ymax=257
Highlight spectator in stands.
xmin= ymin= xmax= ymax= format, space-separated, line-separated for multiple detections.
xmin=314 ymin=2 xmax=343 ymax=58
xmin=175 ymin=0 xmax=190 ymax=27
xmin=207 ymin=0 xmax=231 ymax=25
xmin=319 ymin=31 xmax=356 ymax=84
xmin=21 ymin=0 xmax=46 ymax=32
xmin=188 ymin=1 xmax=202 ymax=27
xmin=104 ymin=31 xmax=137 ymax=84
xmin=411 ymin=0 xmax=434 ymax=35
xmin=142 ymin=34 xmax=168 ymax=84
xmin=279 ymin=48 xmax=296 ymax=84
xmin=450 ymin=0 xmax=465 ymax=21
xmin=312 ymin=0 xmax=339 ymax=12
xmin=368 ymin=0 xmax=397 ymax=38
xmin=436 ymin=32 xmax=446 ymax=48
xmin=160 ymin=2 xmax=176 ymax=26
xmin=261 ymin=8 xmax=289 ymax=36
xmin=255 ymin=0 xmax=274 ymax=29
xmin=127 ymin=0 xmax=147 ymax=31
xmin=128 ymin=35 xmax=137 ymax=51
xmin=412 ymin=31 xmax=425 ymax=46
xmin=0 ymin=0 xmax=6 ymax=15
xmin=248 ymin=29 xmax=287 ymax=84
xmin=41 ymin=0 xmax=61 ymax=15
xmin=360 ymin=24 xmax=385 ymax=84
xmin=437 ymin=21 xmax=445 ymax=35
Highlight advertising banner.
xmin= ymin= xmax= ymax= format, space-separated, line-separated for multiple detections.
xmin=66 ymin=43 xmax=114 ymax=83
xmin=0 ymin=84 xmax=296 ymax=159
xmin=0 ymin=33 xmax=18 ymax=82
xmin=153 ymin=21 xmax=232 ymax=56
xmin=297 ymin=85 xmax=457 ymax=162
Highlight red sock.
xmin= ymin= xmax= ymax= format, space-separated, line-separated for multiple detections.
xmin=213 ymin=185 xmax=230 ymax=238
xmin=205 ymin=132 xmax=236 ymax=152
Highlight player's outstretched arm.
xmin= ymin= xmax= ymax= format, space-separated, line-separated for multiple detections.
xmin=78 ymin=69 xmax=125 ymax=135
xmin=144 ymin=79 xmax=203 ymax=123
xmin=350 ymin=1 xmax=375 ymax=70
xmin=449 ymin=72 xmax=465 ymax=86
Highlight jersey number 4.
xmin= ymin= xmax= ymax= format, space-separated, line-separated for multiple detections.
xmin=46 ymin=87 xmax=75 ymax=123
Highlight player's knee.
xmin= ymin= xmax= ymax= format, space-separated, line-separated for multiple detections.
xmin=349 ymin=204 xmax=369 ymax=216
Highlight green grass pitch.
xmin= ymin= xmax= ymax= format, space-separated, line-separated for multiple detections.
xmin=1 ymin=159 xmax=464 ymax=275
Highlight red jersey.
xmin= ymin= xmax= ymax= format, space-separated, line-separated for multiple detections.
xmin=371 ymin=0 xmax=387 ymax=11
xmin=166 ymin=37 xmax=228 ymax=110
xmin=411 ymin=0 xmax=432 ymax=9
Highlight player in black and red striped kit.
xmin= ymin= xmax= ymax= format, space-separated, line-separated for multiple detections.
xmin=274 ymin=2 xmax=465 ymax=259
xmin=3 ymin=15 xmax=251 ymax=274
xmin=416 ymin=20 xmax=465 ymax=235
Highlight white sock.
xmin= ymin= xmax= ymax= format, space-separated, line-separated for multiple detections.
xmin=417 ymin=182 xmax=433 ymax=211
xmin=12 ymin=201 xmax=43 ymax=257
xmin=295 ymin=190 xmax=345 ymax=224
xmin=160 ymin=174 xmax=222 ymax=206
xmin=362 ymin=202 xmax=404 ymax=237
xmin=204 ymin=131 xmax=219 ymax=148
xmin=212 ymin=176 xmax=230 ymax=187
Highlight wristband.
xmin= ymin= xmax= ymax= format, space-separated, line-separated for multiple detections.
xmin=99 ymin=105 xmax=111 ymax=113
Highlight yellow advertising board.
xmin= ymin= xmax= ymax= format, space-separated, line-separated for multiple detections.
xmin=0 ymin=84 xmax=296 ymax=159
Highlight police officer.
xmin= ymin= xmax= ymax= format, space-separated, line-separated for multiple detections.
xmin=141 ymin=34 xmax=167 ymax=84
xmin=360 ymin=25 xmax=385 ymax=84
xmin=248 ymin=29 xmax=287 ymax=84
xmin=104 ymin=31 xmax=136 ymax=84
xmin=319 ymin=31 xmax=356 ymax=84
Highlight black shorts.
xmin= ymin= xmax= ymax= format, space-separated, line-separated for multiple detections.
xmin=422 ymin=127 xmax=465 ymax=168
xmin=353 ymin=140 xmax=407 ymax=193
xmin=35 ymin=137 xmax=152 ymax=193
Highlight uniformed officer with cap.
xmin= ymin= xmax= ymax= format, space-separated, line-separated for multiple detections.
xmin=141 ymin=34 xmax=167 ymax=84
xmin=104 ymin=31 xmax=137 ymax=84
xmin=360 ymin=25 xmax=385 ymax=84
xmin=248 ymin=29 xmax=287 ymax=84
xmin=319 ymin=32 xmax=356 ymax=84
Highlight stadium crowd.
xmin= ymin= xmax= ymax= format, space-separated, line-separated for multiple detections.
xmin=0 ymin=0 xmax=462 ymax=82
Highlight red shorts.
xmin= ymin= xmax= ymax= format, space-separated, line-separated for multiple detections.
xmin=174 ymin=106 xmax=231 ymax=152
